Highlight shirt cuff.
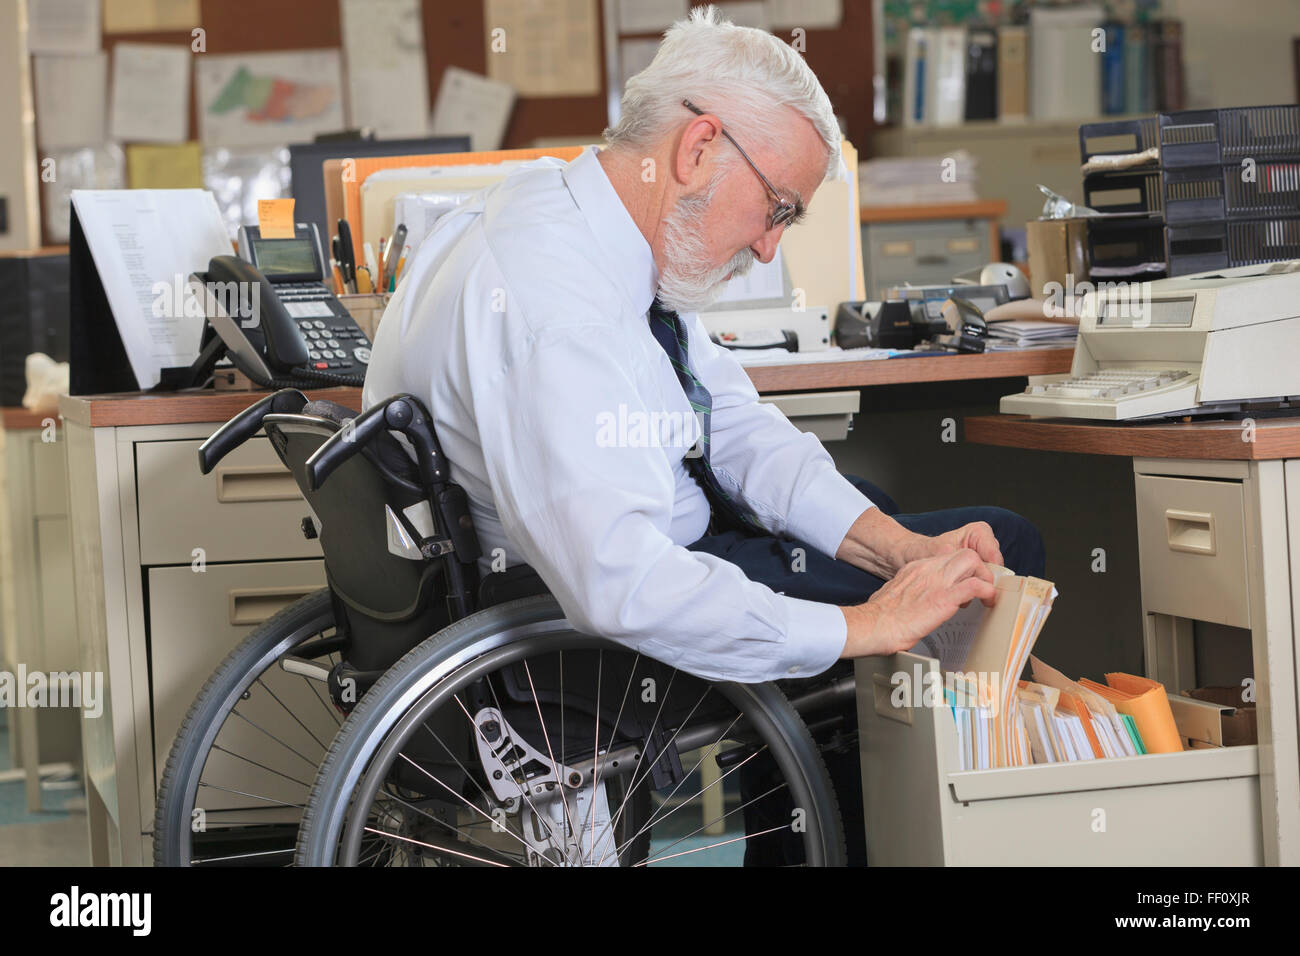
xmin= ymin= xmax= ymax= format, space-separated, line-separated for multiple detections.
xmin=774 ymin=596 xmax=848 ymax=678
xmin=785 ymin=468 xmax=875 ymax=559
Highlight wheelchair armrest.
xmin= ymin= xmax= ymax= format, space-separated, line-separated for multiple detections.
xmin=198 ymin=388 xmax=307 ymax=474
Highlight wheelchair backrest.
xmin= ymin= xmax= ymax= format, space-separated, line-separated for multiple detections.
xmin=261 ymin=400 xmax=465 ymax=671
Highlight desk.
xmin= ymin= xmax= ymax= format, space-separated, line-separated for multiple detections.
xmin=964 ymin=413 xmax=1300 ymax=866
xmin=58 ymin=351 xmax=1071 ymax=865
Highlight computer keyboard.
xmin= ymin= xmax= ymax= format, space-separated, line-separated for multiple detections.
xmin=1001 ymin=366 xmax=1201 ymax=420
xmin=1024 ymin=368 xmax=1191 ymax=401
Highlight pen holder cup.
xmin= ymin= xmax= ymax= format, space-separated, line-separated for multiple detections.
xmin=340 ymin=293 xmax=391 ymax=342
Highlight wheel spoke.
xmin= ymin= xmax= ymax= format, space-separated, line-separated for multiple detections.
xmin=390 ymin=752 xmax=533 ymax=860
xmin=360 ymin=826 xmax=511 ymax=867
xmin=635 ymin=824 xmax=787 ymax=866
xmin=627 ymin=781 xmax=787 ymax=866
xmin=522 ymin=659 xmax=580 ymax=858
xmin=255 ymin=675 xmax=332 ymax=752
xmin=227 ymin=708 xmax=321 ymax=769
xmin=209 ymin=743 xmax=315 ymax=789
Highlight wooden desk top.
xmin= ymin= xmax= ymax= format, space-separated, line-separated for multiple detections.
xmin=965 ymin=414 xmax=1300 ymax=461
xmin=57 ymin=349 xmax=1074 ymax=428
xmin=859 ymin=200 xmax=1008 ymax=224
xmin=60 ymin=388 xmax=365 ymax=428
xmin=2 ymin=407 xmax=56 ymax=430
xmin=745 ymin=347 xmax=1071 ymax=393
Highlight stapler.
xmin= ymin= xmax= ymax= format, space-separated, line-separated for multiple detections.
xmin=932 ymin=296 xmax=990 ymax=353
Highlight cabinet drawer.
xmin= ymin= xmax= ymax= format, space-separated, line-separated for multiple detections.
xmin=856 ymin=653 xmax=1263 ymax=865
xmin=1134 ymin=474 xmax=1250 ymax=629
xmin=136 ymin=437 xmax=323 ymax=565
xmin=147 ymin=560 xmax=328 ymax=796
xmin=31 ymin=435 xmax=69 ymax=517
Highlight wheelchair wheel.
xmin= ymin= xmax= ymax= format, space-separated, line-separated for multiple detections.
xmin=154 ymin=589 xmax=347 ymax=866
xmin=296 ymin=595 xmax=846 ymax=867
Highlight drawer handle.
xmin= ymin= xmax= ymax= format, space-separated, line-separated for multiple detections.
xmin=947 ymin=237 xmax=979 ymax=253
xmin=1165 ymin=508 xmax=1216 ymax=555
xmin=872 ymin=673 xmax=913 ymax=725
xmin=229 ymin=586 xmax=320 ymax=626
xmin=916 ymin=254 xmax=948 ymax=266
xmin=880 ymin=240 xmax=914 ymax=257
xmin=215 ymin=464 xmax=301 ymax=503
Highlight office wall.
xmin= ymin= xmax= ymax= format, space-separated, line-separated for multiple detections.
xmin=1165 ymin=0 xmax=1300 ymax=108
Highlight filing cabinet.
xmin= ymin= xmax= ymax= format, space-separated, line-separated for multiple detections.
xmin=862 ymin=218 xmax=991 ymax=299
xmin=63 ymin=402 xmax=335 ymax=866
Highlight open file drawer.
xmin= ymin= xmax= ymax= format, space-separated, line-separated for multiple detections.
xmin=855 ymin=652 xmax=1263 ymax=865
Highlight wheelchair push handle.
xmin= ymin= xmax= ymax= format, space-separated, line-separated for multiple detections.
xmin=304 ymin=394 xmax=449 ymax=493
xmin=198 ymin=389 xmax=307 ymax=475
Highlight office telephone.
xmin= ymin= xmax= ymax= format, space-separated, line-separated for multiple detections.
xmin=186 ymin=223 xmax=372 ymax=389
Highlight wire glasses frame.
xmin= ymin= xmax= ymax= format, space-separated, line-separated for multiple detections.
xmin=682 ymin=99 xmax=802 ymax=231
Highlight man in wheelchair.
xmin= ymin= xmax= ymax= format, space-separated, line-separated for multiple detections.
xmin=349 ymin=8 xmax=1044 ymax=865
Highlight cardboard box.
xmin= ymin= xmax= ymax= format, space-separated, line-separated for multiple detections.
xmin=1183 ymin=686 xmax=1257 ymax=747
xmin=1026 ymin=218 xmax=1089 ymax=298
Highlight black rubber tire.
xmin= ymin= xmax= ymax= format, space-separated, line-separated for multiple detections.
xmin=153 ymin=589 xmax=338 ymax=867
xmin=296 ymin=595 xmax=846 ymax=867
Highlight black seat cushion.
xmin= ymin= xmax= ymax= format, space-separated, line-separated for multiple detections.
xmin=477 ymin=563 xmax=551 ymax=608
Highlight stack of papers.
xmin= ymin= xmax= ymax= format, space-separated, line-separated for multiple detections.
xmin=859 ymin=151 xmax=979 ymax=206
xmin=984 ymin=319 xmax=1078 ymax=350
xmin=915 ymin=566 xmax=1057 ymax=769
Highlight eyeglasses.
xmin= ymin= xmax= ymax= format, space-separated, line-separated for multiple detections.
xmin=682 ymin=99 xmax=804 ymax=231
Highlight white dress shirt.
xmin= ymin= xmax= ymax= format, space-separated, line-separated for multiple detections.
xmin=363 ymin=146 xmax=875 ymax=682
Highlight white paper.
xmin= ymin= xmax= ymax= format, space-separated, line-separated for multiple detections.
xmin=713 ymin=247 xmax=786 ymax=304
xmin=430 ymin=67 xmax=514 ymax=151
xmin=340 ymin=0 xmax=429 ymax=138
xmin=618 ymin=38 xmax=660 ymax=88
xmin=765 ymin=0 xmax=841 ymax=29
xmin=109 ymin=43 xmax=191 ymax=143
xmin=484 ymin=0 xmax=600 ymax=97
xmin=616 ymin=0 xmax=684 ymax=33
xmin=28 ymin=0 xmax=100 ymax=54
xmin=393 ymin=191 xmax=474 ymax=255
xmin=34 ymin=53 xmax=108 ymax=150
xmin=196 ymin=50 xmax=346 ymax=148
xmin=69 ymin=189 xmax=233 ymax=388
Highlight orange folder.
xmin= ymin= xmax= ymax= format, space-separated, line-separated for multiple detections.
xmin=1057 ymin=691 xmax=1106 ymax=758
xmin=1078 ymin=673 xmax=1184 ymax=754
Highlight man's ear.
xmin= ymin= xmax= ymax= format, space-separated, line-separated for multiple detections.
xmin=674 ymin=114 xmax=721 ymax=187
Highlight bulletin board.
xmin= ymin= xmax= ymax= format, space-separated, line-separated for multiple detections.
xmin=88 ymin=0 xmax=877 ymax=147
xmin=35 ymin=0 xmax=877 ymax=242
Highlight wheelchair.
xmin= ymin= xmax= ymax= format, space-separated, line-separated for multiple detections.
xmin=154 ymin=389 xmax=854 ymax=867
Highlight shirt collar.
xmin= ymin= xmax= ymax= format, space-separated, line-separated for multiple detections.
xmin=561 ymin=146 xmax=658 ymax=317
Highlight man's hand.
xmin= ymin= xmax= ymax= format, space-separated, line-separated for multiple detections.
xmin=838 ymin=549 xmax=997 ymax=659
xmin=901 ymin=520 xmax=1004 ymax=569
xmin=836 ymin=509 xmax=1004 ymax=579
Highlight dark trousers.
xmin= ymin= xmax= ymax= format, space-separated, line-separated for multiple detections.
xmin=686 ymin=475 xmax=1046 ymax=865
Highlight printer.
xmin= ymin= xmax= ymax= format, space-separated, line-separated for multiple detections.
xmin=1000 ymin=261 xmax=1300 ymax=421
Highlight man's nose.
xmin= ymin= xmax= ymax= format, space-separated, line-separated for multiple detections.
xmin=750 ymin=226 xmax=785 ymax=264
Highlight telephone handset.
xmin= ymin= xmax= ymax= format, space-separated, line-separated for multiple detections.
xmin=189 ymin=252 xmax=372 ymax=389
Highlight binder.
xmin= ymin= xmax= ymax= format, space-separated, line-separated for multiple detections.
xmin=963 ymin=26 xmax=998 ymax=121
xmin=931 ymin=27 xmax=968 ymax=127
xmin=903 ymin=27 xmax=929 ymax=127
xmin=1101 ymin=22 xmax=1127 ymax=115
xmin=996 ymin=25 xmax=1028 ymax=121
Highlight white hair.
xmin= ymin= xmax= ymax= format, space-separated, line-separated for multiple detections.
xmin=604 ymin=5 xmax=841 ymax=180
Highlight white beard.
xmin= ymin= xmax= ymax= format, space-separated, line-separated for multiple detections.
xmin=656 ymin=173 xmax=756 ymax=313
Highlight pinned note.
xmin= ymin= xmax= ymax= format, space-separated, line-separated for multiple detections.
xmin=127 ymin=143 xmax=204 ymax=189
xmin=257 ymin=198 xmax=296 ymax=239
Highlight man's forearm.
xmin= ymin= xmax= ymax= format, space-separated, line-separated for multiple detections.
xmin=834 ymin=507 xmax=927 ymax=580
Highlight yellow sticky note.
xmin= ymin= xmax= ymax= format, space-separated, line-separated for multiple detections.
xmin=258 ymin=198 xmax=296 ymax=239
xmin=126 ymin=143 xmax=203 ymax=189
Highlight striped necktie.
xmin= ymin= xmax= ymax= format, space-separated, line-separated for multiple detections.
xmin=647 ymin=299 xmax=765 ymax=534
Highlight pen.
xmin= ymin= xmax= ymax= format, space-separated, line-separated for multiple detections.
xmin=377 ymin=237 xmax=387 ymax=290
xmin=337 ymin=218 xmax=358 ymax=294
xmin=363 ymin=241 xmax=379 ymax=292
xmin=383 ymin=224 xmax=406 ymax=292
